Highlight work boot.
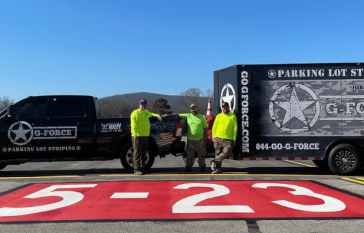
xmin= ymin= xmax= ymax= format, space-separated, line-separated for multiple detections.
xmin=210 ymin=160 xmax=216 ymax=172
xmin=212 ymin=169 xmax=222 ymax=174
xmin=184 ymin=166 xmax=192 ymax=172
xmin=134 ymin=170 xmax=144 ymax=175
xmin=212 ymin=163 xmax=222 ymax=174
xmin=200 ymin=166 xmax=206 ymax=172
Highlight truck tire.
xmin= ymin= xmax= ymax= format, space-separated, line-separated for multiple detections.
xmin=119 ymin=141 xmax=155 ymax=173
xmin=0 ymin=164 xmax=7 ymax=170
xmin=328 ymin=144 xmax=362 ymax=175
xmin=312 ymin=160 xmax=330 ymax=171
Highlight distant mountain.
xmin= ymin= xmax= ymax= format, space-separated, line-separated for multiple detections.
xmin=100 ymin=92 xmax=213 ymax=113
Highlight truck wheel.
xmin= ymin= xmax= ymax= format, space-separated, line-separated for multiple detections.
xmin=328 ymin=144 xmax=362 ymax=175
xmin=312 ymin=160 xmax=330 ymax=170
xmin=0 ymin=164 xmax=7 ymax=170
xmin=119 ymin=141 xmax=155 ymax=173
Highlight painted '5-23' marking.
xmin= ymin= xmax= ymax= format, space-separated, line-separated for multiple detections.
xmin=0 ymin=182 xmax=345 ymax=217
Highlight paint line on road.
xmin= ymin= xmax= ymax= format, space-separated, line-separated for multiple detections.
xmin=110 ymin=192 xmax=149 ymax=198
xmin=285 ymin=160 xmax=316 ymax=167
xmin=0 ymin=175 xmax=83 ymax=179
xmin=342 ymin=178 xmax=364 ymax=185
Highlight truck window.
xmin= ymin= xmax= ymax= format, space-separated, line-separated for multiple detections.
xmin=53 ymin=100 xmax=86 ymax=117
xmin=0 ymin=108 xmax=6 ymax=116
xmin=12 ymin=101 xmax=47 ymax=118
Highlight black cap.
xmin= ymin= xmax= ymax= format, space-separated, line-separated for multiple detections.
xmin=222 ymin=102 xmax=229 ymax=107
xmin=139 ymin=99 xmax=147 ymax=105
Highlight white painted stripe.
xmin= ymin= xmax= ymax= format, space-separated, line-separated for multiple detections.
xmin=110 ymin=192 xmax=149 ymax=198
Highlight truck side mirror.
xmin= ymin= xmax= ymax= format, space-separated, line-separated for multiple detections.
xmin=6 ymin=105 xmax=12 ymax=118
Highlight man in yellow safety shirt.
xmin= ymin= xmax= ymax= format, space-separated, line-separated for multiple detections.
xmin=164 ymin=103 xmax=208 ymax=172
xmin=131 ymin=99 xmax=161 ymax=175
xmin=211 ymin=102 xmax=237 ymax=174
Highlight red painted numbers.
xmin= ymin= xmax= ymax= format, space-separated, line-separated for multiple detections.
xmin=0 ymin=181 xmax=363 ymax=222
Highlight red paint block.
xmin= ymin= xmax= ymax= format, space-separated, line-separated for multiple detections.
xmin=0 ymin=181 xmax=363 ymax=222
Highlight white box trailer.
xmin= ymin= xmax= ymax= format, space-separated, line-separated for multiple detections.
xmin=213 ymin=63 xmax=364 ymax=175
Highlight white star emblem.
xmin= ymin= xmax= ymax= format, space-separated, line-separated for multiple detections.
xmin=269 ymin=83 xmax=320 ymax=134
xmin=268 ymin=70 xmax=276 ymax=78
xmin=11 ymin=122 xmax=31 ymax=142
xmin=274 ymin=88 xmax=315 ymax=126
xmin=220 ymin=83 xmax=236 ymax=112
xmin=8 ymin=121 xmax=34 ymax=145
xmin=222 ymin=88 xmax=234 ymax=107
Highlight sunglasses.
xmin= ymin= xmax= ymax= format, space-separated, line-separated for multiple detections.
xmin=190 ymin=107 xmax=197 ymax=110
xmin=140 ymin=103 xmax=147 ymax=106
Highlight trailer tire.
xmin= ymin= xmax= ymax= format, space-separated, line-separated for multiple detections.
xmin=328 ymin=144 xmax=361 ymax=175
xmin=312 ymin=160 xmax=330 ymax=171
xmin=120 ymin=141 xmax=155 ymax=173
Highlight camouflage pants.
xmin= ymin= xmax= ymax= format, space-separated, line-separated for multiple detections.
xmin=213 ymin=137 xmax=233 ymax=164
xmin=185 ymin=138 xmax=206 ymax=167
xmin=132 ymin=136 xmax=148 ymax=172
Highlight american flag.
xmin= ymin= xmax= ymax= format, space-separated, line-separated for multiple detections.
xmin=155 ymin=132 xmax=175 ymax=147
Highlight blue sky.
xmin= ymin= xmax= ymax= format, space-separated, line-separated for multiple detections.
xmin=1 ymin=0 xmax=364 ymax=102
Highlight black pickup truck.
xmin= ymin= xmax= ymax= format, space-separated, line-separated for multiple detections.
xmin=0 ymin=95 xmax=185 ymax=172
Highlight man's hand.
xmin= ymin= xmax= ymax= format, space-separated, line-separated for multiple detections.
xmin=233 ymin=140 xmax=236 ymax=146
xmin=134 ymin=136 xmax=139 ymax=144
xmin=158 ymin=116 xmax=162 ymax=121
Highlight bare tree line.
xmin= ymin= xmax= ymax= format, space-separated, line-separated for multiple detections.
xmin=98 ymin=99 xmax=139 ymax=118
xmin=97 ymin=87 xmax=213 ymax=118
xmin=178 ymin=87 xmax=214 ymax=115
xmin=0 ymin=96 xmax=15 ymax=110
xmin=97 ymin=87 xmax=214 ymax=118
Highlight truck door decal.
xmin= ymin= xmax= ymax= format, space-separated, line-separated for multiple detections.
xmin=7 ymin=121 xmax=77 ymax=146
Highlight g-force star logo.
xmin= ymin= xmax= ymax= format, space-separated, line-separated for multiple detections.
xmin=220 ymin=83 xmax=236 ymax=112
xmin=269 ymin=84 xmax=320 ymax=134
xmin=268 ymin=70 xmax=276 ymax=78
xmin=7 ymin=122 xmax=77 ymax=146
xmin=8 ymin=121 xmax=34 ymax=146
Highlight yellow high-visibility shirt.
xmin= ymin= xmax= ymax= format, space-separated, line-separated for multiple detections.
xmin=131 ymin=109 xmax=159 ymax=136
xmin=212 ymin=112 xmax=237 ymax=140
xmin=180 ymin=113 xmax=208 ymax=140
